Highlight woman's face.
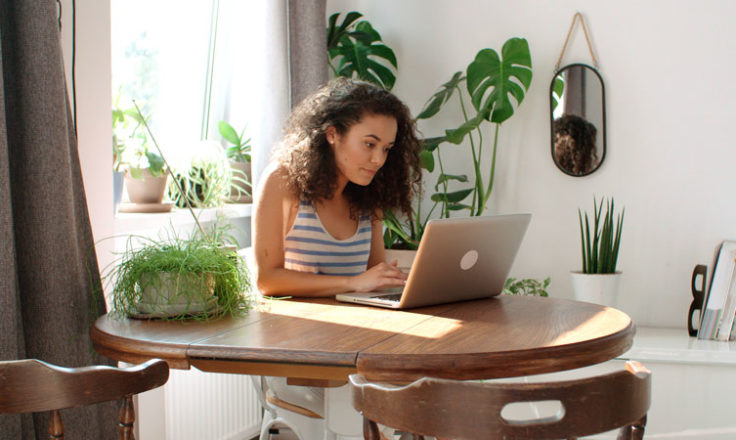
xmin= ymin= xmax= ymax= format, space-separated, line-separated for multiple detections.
xmin=327 ymin=113 xmax=397 ymax=187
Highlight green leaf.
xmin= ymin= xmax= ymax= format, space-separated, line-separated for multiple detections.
xmin=353 ymin=21 xmax=381 ymax=43
xmin=416 ymin=71 xmax=464 ymax=120
xmin=419 ymin=150 xmax=435 ymax=172
xmin=145 ymin=152 xmax=165 ymax=175
xmin=218 ymin=121 xmax=240 ymax=145
xmin=326 ymin=11 xmax=363 ymax=49
xmin=466 ymin=37 xmax=532 ymax=124
xmin=551 ymin=75 xmax=565 ymax=112
xmin=445 ymin=109 xmax=489 ymax=144
xmin=431 ymin=188 xmax=473 ymax=203
xmin=578 ymin=197 xmax=624 ymax=274
xmin=435 ymin=173 xmax=468 ymax=188
xmin=128 ymin=167 xmax=143 ymax=180
xmin=368 ymin=44 xmax=397 ymax=68
xmin=365 ymin=59 xmax=396 ymax=90
xmin=422 ymin=136 xmax=447 ymax=152
xmin=447 ymin=203 xmax=472 ymax=211
xmin=327 ymin=16 xmax=397 ymax=90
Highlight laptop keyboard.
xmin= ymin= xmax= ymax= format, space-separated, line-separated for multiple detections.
xmin=371 ymin=293 xmax=402 ymax=302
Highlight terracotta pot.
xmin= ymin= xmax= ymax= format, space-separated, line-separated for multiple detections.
xmin=228 ymin=160 xmax=252 ymax=203
xmin=570 ymin=271 xmax=622 ymax=307
xmin=124 ymin=169 xmax=168 ymax=204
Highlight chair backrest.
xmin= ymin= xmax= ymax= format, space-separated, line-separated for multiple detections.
xmin=350 ymin=361 xmax=651 ymax=440
xmin=0 ymin=358 xmax=169 ymax=439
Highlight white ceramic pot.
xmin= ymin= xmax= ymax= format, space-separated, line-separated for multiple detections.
xmin=137 ymin=272 xmax=215 ymax=314
xmin=384 ymin=249 xmax=417 ymax=274
xmin=570 ymin=271 xmax=622 ymax=307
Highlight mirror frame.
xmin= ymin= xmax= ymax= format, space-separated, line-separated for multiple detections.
xmin=549 ymin=63 xmax=606 ymax=177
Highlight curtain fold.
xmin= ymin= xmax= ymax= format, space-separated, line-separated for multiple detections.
xmin=252 ymin=0 xmax=327 ymax=191
xmin=288 ymin=0 xmax=328 ymax=107
xmin=0 ymin=1 xmax=117 ymax=438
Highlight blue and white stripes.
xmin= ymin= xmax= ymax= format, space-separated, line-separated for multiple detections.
xmin=284 ymin=201 xmax=372 ymax=276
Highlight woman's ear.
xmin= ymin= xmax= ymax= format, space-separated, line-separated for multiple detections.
xmin=326 ymin=126 xmax=337 ymax=146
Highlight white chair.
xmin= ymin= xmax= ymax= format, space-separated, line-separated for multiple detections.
xmin=250 ymin=376 xmax=363 ymax=440
xmin=251 ymin=375 xmax=328 ymax=440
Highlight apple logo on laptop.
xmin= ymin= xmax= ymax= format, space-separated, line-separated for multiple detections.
xmin=460 ymin=250 xmax=479 ymax=270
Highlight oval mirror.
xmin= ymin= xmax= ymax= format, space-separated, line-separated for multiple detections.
xmin=550 ymin=63 xmax=606 ymax=176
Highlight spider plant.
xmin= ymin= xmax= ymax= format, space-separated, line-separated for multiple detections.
xmin=105 ymin=224 xmax=252 ymax=320
xmin=168 ymin=142 xmax=232 ymax=208
xmin=578 ymin=197 xmax=625 ymax=274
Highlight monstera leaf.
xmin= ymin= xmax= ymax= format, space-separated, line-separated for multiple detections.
xmin=551 ymin=74 xmax=565 ymax=113
xmin=327 ymin=12 xmax=397 ymax=90
xmin=467 ymin=38 xmax=532 ymax=123
xmin=416 ymin=71 xmax=464 ymax=120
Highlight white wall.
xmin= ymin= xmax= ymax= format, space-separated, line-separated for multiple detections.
xmin=59 ymin=0 xmax=116 ymax=277
xmin=327 ymin=0 xmax=736 ymax=328
xmin=64 ymin=0 xmax=736 ymax=329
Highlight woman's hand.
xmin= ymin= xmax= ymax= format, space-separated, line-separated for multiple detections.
xmin=350 ymin=260 xmax=407 ymax=292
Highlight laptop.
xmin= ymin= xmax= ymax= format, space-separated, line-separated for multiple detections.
xmin=336 ymin=213 xmax=531 ymax=309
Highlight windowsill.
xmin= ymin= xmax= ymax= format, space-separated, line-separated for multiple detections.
xmin=620 ymin=326 xmax=736 ymax=366
xmin=114 ymin=203 xmax=252 ymax=234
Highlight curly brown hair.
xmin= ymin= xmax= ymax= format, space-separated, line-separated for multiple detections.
xmin=275 ymin=78 xmax=422 ymax=219
xmin=553 ymin=113 xmax=598 ymax=176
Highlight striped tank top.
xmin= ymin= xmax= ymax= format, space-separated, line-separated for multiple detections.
xmin=284 ymin=200 xmax=372 ymax=276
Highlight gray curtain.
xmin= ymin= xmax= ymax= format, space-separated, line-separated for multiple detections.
xmin=0 ymin=1 xmax=117 ymax=438
xmin=288 ymin=0 xmax=328 ymax=107
xmin=563 ymin=64 xmax=586 ymax=118
xmin=253 ymin=0 xmax=327 ymax=189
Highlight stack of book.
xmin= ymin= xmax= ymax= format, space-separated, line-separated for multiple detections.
xmin=698 ymin=241 xmax=736 ymax=341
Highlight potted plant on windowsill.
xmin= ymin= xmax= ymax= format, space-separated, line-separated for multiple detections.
xmin=218 ymin=121 xmax=252 ymax=204
xmin=571 ymin=197 xmax=625 ymax=306
xmin=168 ymin=140 xmax=232 ymax=209
xmin=113 ymin=99 xmax=169 ymax=212
xmin=105 ymin=224 xmax=252 ymax=319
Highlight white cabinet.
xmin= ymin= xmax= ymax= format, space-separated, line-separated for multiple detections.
xmin=616 ymin=327 xmax=736 ymax=439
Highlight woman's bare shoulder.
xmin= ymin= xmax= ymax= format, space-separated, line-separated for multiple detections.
xmin=257 ymin=163 xmax=298 ymax=205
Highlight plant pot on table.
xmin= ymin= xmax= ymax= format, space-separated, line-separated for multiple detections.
xmin=385 ymin=248 xmax=417 ymax=274
xmin=570 ymin=271 xmax=622 ymax=307
xmin=135 ymin=271 xmax=216 ymax=316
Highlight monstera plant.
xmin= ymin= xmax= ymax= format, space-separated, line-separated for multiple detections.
xmin=326 ymin=11 xmax=397 ymax=90
xmin=384 ymin=37 xmax=533 ymax=249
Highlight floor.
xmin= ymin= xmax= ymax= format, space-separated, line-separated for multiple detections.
xmin=249 ymin=425 xmax=299 ymax=440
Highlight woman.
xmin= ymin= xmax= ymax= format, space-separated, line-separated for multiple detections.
xmin=253 ymin=78 xmax=422 ymax=297
xmin=251 ymin=78 xmax=423 ymax=438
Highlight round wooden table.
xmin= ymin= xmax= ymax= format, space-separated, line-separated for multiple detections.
xmin=91 ymin=295 xmax=634 ymax=382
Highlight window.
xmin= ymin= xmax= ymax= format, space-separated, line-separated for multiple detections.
xmin=111 ymin=0 xmax=260 ymax=168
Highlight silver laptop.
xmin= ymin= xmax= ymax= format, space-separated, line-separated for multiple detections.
xmin=336 ymin=213 xmax=531 ymax=309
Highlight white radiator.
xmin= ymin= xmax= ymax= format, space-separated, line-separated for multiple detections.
xmin=138 ymin=368 xmax=262 ymax=440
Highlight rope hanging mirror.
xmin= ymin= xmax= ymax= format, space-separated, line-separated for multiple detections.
xmin=550 ymin=12 xmax=606 ymax=177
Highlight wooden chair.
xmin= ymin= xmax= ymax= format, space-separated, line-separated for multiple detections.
xmin=0 ymin=358 xmax=169 ymax=440
xmin=349 ymin=361 xmax=651 ymax=440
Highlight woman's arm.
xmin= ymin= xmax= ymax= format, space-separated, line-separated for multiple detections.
xmin=367 ymin=214 xmax=387 ymax=268
xmin=253 ymin=168 xmax=405 ymax=297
